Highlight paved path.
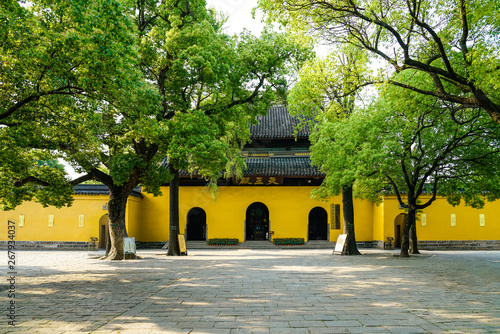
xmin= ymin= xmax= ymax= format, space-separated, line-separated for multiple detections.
xmin=1 ymin=249 xmax=499 ymax=333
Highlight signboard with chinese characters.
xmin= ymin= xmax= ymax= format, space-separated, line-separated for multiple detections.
xmin=178 ymin=234 xmax=187 ymax=255
xmin=236 ymin=176 xmax=283 ymax=186
xmin=124 ymin=237 xmax=136 ymax=255
xmin=333 ymin=234 xmax=347 ymax=254
xmin=330 ymin=204 xmax=340 ymax=229
xmin=421 ymin=213 xmax=427 ymax=226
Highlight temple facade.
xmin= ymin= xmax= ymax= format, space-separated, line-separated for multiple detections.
xmin=1 ymin=107 xmax=499 ymax=250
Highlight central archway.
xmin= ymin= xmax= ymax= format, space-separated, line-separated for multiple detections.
xmin=246 ymin=202 xmax=269 ymax=241
xmin=186 ymin=208 xmax=206 ymax=241
xmin=308 ymin=207 xmax=328 ymax=241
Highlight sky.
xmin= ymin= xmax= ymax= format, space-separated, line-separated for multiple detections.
xmin=205 ymin=0 xmax=264 ymax=35
xmin=205 ymin=0 xmax=331 ymax=57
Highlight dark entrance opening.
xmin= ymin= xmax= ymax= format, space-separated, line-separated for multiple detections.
xmin=186 ymin=208 xmax=206 ymax=241
xmin=98 ymin=214 xmax=109 ymax=249
xmin=308 ymin=207 xmax=328 ymax=240
xmin=246 ymin=202 xmax=269 ymax=241
xmin=394 ymin=213 xmax=407 ymax=248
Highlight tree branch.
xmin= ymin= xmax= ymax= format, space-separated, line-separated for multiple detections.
xmin=458 ymin=0 xmax=471 ymax=66
xmin=1 ymin=86 xmax=87 ymax=120
xmin=387 ymin=79 xmax=477 ymax=105
xmin=407 ymin=1 xmax=456 ymax=78
xmin=417 ymin=176 xmax=439 ymax=209
xmin=14 ymin=176 xmax=50 ymax=187
xmin=70 ymin=168 xmax=113 ymax=186
xmin=385 ymin=173 xmax=407 ymax=208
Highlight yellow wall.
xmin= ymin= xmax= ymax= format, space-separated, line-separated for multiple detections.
xmin=371 ymin=201 xmax=385 ymax=242
xmin=380 ymin=195 xmax=500 ymax=241
xmin=126 ymin=196 xmax=143 ymax=240
xmin=380 ymin=197 xmax=403 ymax=242
xmin=134 ymin=186 xmax=375 ymax=243
xmin=131 ymin=188 xmax=170 ymax=242
xmin=351 ymin=199 xmax=373 ymax=242
xmin=2 ymin=188 xmax=499 ymax=245
xmin=0 ymin=195 xmax=109 ymax=242
xmin=417 ymin=196 xmax=499 ymax=241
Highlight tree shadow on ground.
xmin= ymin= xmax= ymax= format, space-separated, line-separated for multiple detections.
xmin=4 ymin=250 xmax=499 ymax=333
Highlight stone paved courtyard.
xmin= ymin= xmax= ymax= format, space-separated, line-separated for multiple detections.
xmin=1 ymin=249 xmax=499 ymax=333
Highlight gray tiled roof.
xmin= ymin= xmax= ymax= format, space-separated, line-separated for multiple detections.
xmin=177 ymin=156 xmax=323 ymax=178
xmin=250 ymin=106 xmax=310 ymax=139
xmin=164 ymin=106 xmax=320 ymax=179
xmin=73 ymin=184 xmax=143 ymax=198
xmin=245 ymin=156 xmax=323 ymax=177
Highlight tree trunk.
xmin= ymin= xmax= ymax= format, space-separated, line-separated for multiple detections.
xmin=409 ymin=210 xmax=420 ymax=254
xmin=167 ymin=168 xmax=180 ymax=256
xmin=400 ymin=207 xmax=415 ymax=257
xmin=341 ymin=185 xmax=361 ymax=255
xmin=105 ymin=186 xmax=130 ymax=260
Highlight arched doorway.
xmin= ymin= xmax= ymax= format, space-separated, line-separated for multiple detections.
xmin=98 ymin=214 xmax=109 ymax=249
xmin=308 ymin=207 xmax=328 ymax=241
xmin=394 ymin=213 xmax=407 ymax=248
xmin=186 ymin=208 xmax=206 ymax=241
xmin=246 ymin=202 xmax=269 ymax=241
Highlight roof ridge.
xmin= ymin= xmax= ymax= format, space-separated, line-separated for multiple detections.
xmin=250 ymin=106 xmax=311 ymax=139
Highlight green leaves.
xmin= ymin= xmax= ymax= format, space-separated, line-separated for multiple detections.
xmin=367 ymin=78 xmax=499 ymax=208
xmin=167 ymin=111 xmax=226 ymax=175
xmin=259 ymin=0 xmax=500 ymax=124
xmin=141 ymin=8 xmax=311 ymax=192
xmin=288 ymin=44 xmax=374 ymax=201
xmin=1 ymin=0 xmax=311 ymax=210
xmin=1 ymin=0 xmax=139 ymax=122
xmin=307 ymin=65 xmax=500 ymax=210
xmin=0 ymin=141 xmax=74 ymax=210
xmin=310 ymin=109 xmax=385 ymax=202
xmin=289 ymin=45 xmax=372 ymax=120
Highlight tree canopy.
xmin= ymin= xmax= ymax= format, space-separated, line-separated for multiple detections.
xmin=1 ymin=0 xmax=137 ymax=124
xmin=287 ymin=45 xmax=373 ymax=255
xmin=258 ymin=0 xmax=500 ymax=125
xmin=1 ymin=0 xmax=139 ymax=209
xmin=1 ymin=0 xmax=311 ymax=259
xmin=312 ymin=72 xmax=500 ymax=256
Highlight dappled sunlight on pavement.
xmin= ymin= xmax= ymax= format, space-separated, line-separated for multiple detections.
xmin=1 ymin=249 xmax=499 ymax=333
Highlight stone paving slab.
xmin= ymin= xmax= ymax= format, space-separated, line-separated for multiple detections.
xmin=1 ymin=249 xmax=499 ymax=333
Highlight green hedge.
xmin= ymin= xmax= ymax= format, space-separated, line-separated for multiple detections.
xmin=207 ymin=238 xmax=239 ymax=246
xmin=273 ymin=238 xmax=305 ymax=246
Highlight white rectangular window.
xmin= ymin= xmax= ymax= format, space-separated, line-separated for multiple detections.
xmin=421 ymin=213 xmax=426 ymax=227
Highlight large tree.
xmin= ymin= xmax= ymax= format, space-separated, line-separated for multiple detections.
xmin=1 ymin=0 xmax=310 ymax=259
xmin=1 ymin=0 xmax=136 ymax=124
xmin=318 ymin=75 xmax=500 ymax=257
xmin=1 ymin=0 xmax=139 ymax=210
xmin=258 ymin=0 xmax=500 ymax=125
xmin=288 ymin=46 xmax=372 ymax=255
